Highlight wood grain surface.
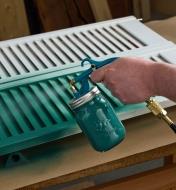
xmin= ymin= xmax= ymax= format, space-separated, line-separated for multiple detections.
xmin=0 ymin=0 xmax=29 ymax=40
xmin=0 ymin=107 xmax=176 ymax=190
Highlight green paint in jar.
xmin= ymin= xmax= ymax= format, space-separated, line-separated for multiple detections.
xmin=70 ymin=87 xmax=126 ymax=152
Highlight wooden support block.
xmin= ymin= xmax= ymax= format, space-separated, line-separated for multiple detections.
xmin=164 ymin=155 xmax=174 ymax=166
xmin=61 ymin=180 xmax=95 ymax=190
xmin=165 ymin=154 xmax=176 ymax=165
xmin=87 ymin=165 xmax=176 ymax=190
xmin=173 ymin=154 xmax=176 ymax=164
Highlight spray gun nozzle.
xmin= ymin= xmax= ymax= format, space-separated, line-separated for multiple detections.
xmin=69 ymin=79 xmax=77 ymax=93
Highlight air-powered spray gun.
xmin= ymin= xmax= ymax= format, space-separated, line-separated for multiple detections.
xmin=69 ymin=57 xmax=176 ymax=152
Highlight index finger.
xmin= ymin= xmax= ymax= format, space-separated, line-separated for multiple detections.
xmin=90 ymin=67 xmax=106 ymax=82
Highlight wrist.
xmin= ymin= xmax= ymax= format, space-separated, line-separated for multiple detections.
xmin=147 ymin=62 xmax=159 ymax=97
xmin=152 ymin=62 xmax=171 ymax=97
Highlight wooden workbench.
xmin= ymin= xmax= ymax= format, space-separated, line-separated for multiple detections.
xmin=1 ymin=107 xmax=176 ymax=190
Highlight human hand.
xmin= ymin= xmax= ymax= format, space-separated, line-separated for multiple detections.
xmin=91 ymin=57 xmax=157 ymax=104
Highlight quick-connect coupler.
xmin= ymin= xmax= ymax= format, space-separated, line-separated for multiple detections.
xmin=146 ymin=98 xmax=176 ymax=133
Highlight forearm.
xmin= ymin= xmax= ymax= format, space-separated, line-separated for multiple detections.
xmin=91 ymin=57 xmax=176 ymax=104
xmin=154 ymin=62 xmax=176 ymax=101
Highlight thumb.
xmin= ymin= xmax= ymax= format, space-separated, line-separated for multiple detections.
xmin=90 ymin=68 xmax=105 ymax=82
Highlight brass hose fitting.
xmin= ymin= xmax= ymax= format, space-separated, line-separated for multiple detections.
xmin=146 ymin=98 xmax=176 ymax=133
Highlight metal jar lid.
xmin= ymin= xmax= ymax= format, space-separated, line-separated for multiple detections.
xmin=69 ymin=86 xmax=100 ymax=109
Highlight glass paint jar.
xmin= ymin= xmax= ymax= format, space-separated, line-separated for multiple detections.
xmin=69 ymin=87 xmax=126 ymax=152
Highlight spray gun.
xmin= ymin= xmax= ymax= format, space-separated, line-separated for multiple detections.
xmin=70 ymin=57 xmax=176 ymax=134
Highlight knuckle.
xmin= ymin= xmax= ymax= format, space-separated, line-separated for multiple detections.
xmin=105 ymin=66 xmax=114 ymax=73
xmin=104 ymin=72 xmax=115 ymax=83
